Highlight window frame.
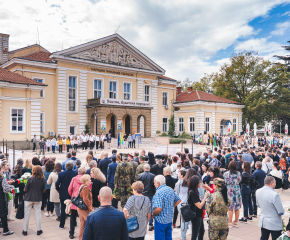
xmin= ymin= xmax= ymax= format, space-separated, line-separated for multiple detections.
xmin=10 ymin=107 xmax=25 ymax=134
xmin=162 ymin=91 xmax=168 ymax=106
xmin=178 ymin=117 xmax=184 ymax=132
xmin=123 ymin=82 xmax=132 ymax=100
xmin=233 ymin=118 xmax=238 ymax=132
xmin=109 ymin=80 xmax=118 ymax=99
xmin=205 ymin=117 xmax=211 ymax=133
xmin=162 ymin=117 xmax=168 ymax=133
xmin=40 ymin=112 xmax=45 ymax=134
xmin=93 ymin=78 xmax=104 ymax=99
xmin=68 ymin=75 xmax=78 ymax=113
xmin=69 ymin=126 xmax=76 ymax=136
xmin=144 ymin=85 xmax=151 ymax=102
xmin=33 ymin=77 xmax=45 ymax=98
xmin=188 ymin=116 xmax=195 ymax=133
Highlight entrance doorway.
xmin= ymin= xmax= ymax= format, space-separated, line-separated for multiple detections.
xmin=111 ymin=115 xmax=115 ymax=137
xmin=125 ymin=115 xmax=130 ymax=135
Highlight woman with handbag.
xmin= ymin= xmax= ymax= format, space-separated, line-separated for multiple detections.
xmin=68 ymin=167 xmax=88 ymax=239
xmin=188 ymin=176 xmax=210 ymax=240
xmin=123 ymin=181 xmax=151 ymax=240
xmin=77 ymin=174 xmax=93 ymax=240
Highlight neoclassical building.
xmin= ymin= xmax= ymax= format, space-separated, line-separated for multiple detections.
xmin=0 ymin=33 xmax=177 ymax=141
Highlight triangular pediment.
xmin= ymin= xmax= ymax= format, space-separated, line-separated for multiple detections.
xmin=52 ymin=34 xmax=165 ymax=73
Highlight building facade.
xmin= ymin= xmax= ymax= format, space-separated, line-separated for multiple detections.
xmin=1 ymin=33 xmax=177 ymax=141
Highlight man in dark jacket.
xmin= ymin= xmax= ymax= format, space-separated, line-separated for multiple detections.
xmin=86 ymin=160 xmax=97 ymax=175
xmin=83 ymin=187 xmax=128 ymax=240
xmin=163 ymin=166 xmax=176 ymax=189
xmin=107 ymin=155 xmax=118 ymax=208
xmin=55 ymin=161 xmax=78 ymax=229
xmin=252 ymin=161 xmax=266 ymax=217
xmin=137 ymin=164 xmax=155 ymax=231
xmin=150 ymin=158 xmax=166 ymax=176
xmin=98 ymin=152 xmax=111 ymax=181
xmin=133 ymin=151 xmax=139 ymax=164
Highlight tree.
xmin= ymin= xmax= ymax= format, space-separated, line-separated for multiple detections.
xmin=205 ymin=51 xmax=290 ymax=128
xmin=180 ymin=78 xmax=192 ymax=91
xmin=274 ymin=40 xmax=290 ymax=70
xmin=168 ymin=114 xmax=175 ymax=137
xmin=84 ymin=123 xmax=90 ymax=134
xmin=180 ymin=76 xmax=211 ymax=92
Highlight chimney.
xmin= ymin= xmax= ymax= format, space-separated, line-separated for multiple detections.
xmin=176 ymin=87 xmax=181 ymax=95
xmin=0 ymin=33 xmax=9 ymax=64
xmin=188 ymin=87 xmax=192 ymax=92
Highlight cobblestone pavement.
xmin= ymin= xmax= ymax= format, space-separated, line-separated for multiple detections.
xmin=4 ymin=142 xmax=290 ymax=239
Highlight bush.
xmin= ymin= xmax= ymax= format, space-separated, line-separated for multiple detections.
xmin=160 ymin=132 xmax=168 ymax=137
xmin=168 ymin=115 xmax=175 ymax=137
xmin=178 ymin=132 xmax=192 ymax=139
xmin=156 ymin=130 xmax=161 ymax=134
xmin=169 ymin=139 xmax=187 ymax=144
xmin=84 ymin=123 xmax=90 ymax=135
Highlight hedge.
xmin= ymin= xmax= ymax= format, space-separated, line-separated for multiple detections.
xmin=169 ymin=139 xmax=187 ymax=144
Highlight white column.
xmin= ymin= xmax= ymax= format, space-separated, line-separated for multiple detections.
xmin=137 ymin=79 xmax=143 ymax=101
xmin=239 ymin=113 xmax=242 ymax=134
xmin=211 ymin=112 xmax=216 ymax=134
xmin=57 ymin=68 xmax=67 ymax=136
xmin=196 ymin=111 xmax=205 ymax=134
xmin=79 ymin=71 xmax=87 ymax=134
xmin=30 ymin=101 xmax=41 ymax=139
xmin=151 ymin=81 xmax=158 ymax=137
xmin=140 ymin=116 xmax=144 ymax=137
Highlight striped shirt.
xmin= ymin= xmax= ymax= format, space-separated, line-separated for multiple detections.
xmin=152 ymin=184 xmax=180 ymax=224
xmin=125 ymin=195 xmax=151 ymax=238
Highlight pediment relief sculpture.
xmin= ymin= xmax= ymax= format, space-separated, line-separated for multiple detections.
xmin=68 ymin=41 xmax=154 ymax=71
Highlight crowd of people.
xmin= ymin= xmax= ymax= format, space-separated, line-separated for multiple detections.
xmin=0 ymin=142 xmax=290 ymax=240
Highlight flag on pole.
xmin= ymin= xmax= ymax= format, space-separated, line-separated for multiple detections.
xmin=120 ymin=132 xmax=124 ymax=146
xmin=12 ymin=188 xmax=19 ymax=194
xmin=271 ymin=137 xmax=273 ymax=147
xmin=268 ymin=123 xmax=271 ymax=135
xmin=200 ymin=136 xmax=203 ymax=145
xmin=118 ymin=132 xmax=120 ymax=147
xmin=214 ymin=136 xmax=217 ymax=147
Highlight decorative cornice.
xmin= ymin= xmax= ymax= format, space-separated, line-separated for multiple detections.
xmin=12 ymin=69 xmax=55 ymax=75
xmin=0 ymin=96 xmax=44 ymax=102
xmin=173 ymin=101 xmax=245 ymax=108
xmin=0 ymin=81 xmax=46 ymax=91
xmin=1 ymin=58 xmax=57 ymax=69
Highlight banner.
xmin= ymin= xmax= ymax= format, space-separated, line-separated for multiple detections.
xmin=100 ymin=119 xmax=106 ymax=130
xmin=117 ymin=120 xmax=122 ymax=130
xmin=254 ymin=123 xmax=257 ymax=136
xmin=285 ymin=124 xmax=288 ymax=135
xmin=284 ymin=137 xmax=290 ymax=147
xmin=202 ymin=135 xmax=208 ymax=144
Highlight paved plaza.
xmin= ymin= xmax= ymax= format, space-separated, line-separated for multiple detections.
xmin=4 ymin=141 xmax=290 ymax=240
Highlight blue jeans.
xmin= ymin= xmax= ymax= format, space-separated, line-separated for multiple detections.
xmin=147 ymin=196 xmax=153 ymax=226
xmin=180 ymin=215 xmax=192 ymax=240
xmin=154 ymin=220 xmax=172 ymax=240
xmin=241 ymin=185 xmax=253 ymax=218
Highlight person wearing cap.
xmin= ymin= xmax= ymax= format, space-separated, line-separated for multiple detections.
xmin=114 ymin=153 xmax=134 ymax=208
xmin=128 ymin=153 xmax=138 ymax=177
xmin=256 ymin=176 xmax=284 ymax=240
xmin=107 ymin=154 xmax=119 ymax=208
xmin=135 ymin=155 xmax=147 ymax=181
xmin=205 ymin=178 xmax=230 ymax=240
xmin=150 ymin=156 xmax=166 ymax=176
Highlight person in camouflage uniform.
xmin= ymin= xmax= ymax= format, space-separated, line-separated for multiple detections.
xmin=205 ymin=178 xmax=231 ymax=240
xmin=114 ymin=153 xmax=134 ymax=208
xmin=134 ymin=155 xmax=146 ymax=181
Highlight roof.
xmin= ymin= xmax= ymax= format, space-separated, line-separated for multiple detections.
xmin=18 ymin=51 xmax=53 ymax=63
xmin=175 ymin=89 xmax=241 ymax=105
xmin=9 ymin=44 xmax=49 ymax=54
xmin=158 ymin=76 xmax=177 ymax=82
xmin=0 ymin=68 xmax=46 ymax=86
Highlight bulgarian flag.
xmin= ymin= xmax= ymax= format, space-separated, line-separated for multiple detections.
xmin=200 ymin=136 xmax=203 ymax=145
xmin=15 ymin=179 xmax=24 ymax=184
xmin=12 ymin=188 xmax=19 ymax=194
xmin=214 ymin=136 xmax=217 ymax=147
xmin=120 ymin=132 xmax=124 ymax=146
xmin=271 ymin=138 xmax=274 ymax=147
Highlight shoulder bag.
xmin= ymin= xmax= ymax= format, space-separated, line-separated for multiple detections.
xmin=282 ymin=173 xmax=289 ymax=190
xmin=180 ymin=191 xmax=196 ymax=222
xmin=126 ymin=197 xmax=145 ymax=233
xmin=71 ymin=185 xmax=88 ymax=210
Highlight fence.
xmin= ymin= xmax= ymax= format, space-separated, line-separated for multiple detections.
xmin=1 ymin=139 xmax=23 ymax=169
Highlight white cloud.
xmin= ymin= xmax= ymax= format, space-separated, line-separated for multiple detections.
xmin=0 ymin=0 xmax=290 ymax=81
xmin=271 ymin=21 xmax=290 ymax=36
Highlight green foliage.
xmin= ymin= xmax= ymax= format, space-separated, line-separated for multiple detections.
xmin=160 ymin=132 xmax=168 ymax=137
xmin=156 ymin=130 xmax=161 ymax=134
xmin=180 ymin=77 xmax=211 ymax=92
xmin=178 ymin=132 xmax=192 ymax=139
xmin=169 ymin=139 xmax=187 ymax=144
xmin=168 ymin=115 xmax=175 ymax=137
xmin=84 ymin=123 xmax=90 ymax=134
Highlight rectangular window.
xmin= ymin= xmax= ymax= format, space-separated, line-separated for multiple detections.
xmin=144 ymin=85 xmax=150 ymax=102
xmin=94 ymin=79 xmax=102 ymax=98
xmin=205 ymin=117 xmax=210 ymax=132
xmin=189 ymin=117 xmax=195 ymax=132
xmin=162 ymin=118 xmax=168 ymax=132
xmin=40 ymin=113 xmax=44 ymax=134
xmin=11 ymin=109 xmax=24 ymax=132
xmin=233 ymin=118 xmax=237 ymax=132
xmin=33 ymin=78 xmax=44 ymax=97
xmin=70 ymin=126 xmax=75 ymax=135
xmin=179 ymin=118 xmax=184 ymax=132
xmin=162 ymin=92 xmax=168 ymax=106
xmin=123 ymin=83 xmax=131 ymax=100
xmin=68 ymin=76 xmax=76 ymax=112
xmin=109 ymin=81 xmax=117 ymax=99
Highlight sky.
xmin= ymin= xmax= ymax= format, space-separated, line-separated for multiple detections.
xmin=1 ymin=0 xmax=290 ymax=82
